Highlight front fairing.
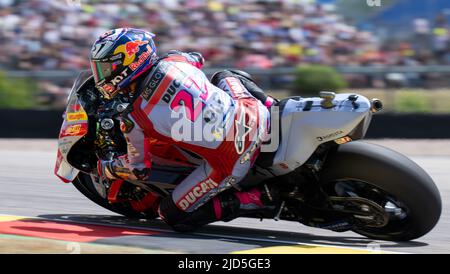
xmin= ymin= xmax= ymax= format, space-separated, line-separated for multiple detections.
xmin=55 ymin=71 xmax=92 ymax=183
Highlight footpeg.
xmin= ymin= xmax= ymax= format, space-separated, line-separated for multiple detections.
xmin=274 ymin=201 xmax=285 ymax=221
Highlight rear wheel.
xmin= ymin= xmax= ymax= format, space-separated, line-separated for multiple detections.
xmin=72 ymin=173 xmax=158 ymax=219
xmin=319 ymin=141 xmax=441 ymax=241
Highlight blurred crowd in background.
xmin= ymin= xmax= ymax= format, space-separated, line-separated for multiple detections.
xmin=0 ymin=0 xmax=377 ymax=71
xmin=2 ymin=0 xmax=450 ymax=71
xmin=1 ymin=0 xmax=450 ymax=108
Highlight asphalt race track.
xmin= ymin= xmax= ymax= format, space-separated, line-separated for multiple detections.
xmin=0 ymin=139 xmax=449 ymax=254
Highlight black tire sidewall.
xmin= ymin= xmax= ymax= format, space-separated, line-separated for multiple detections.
xmin=319 ymin=141 xmax=442 ymax=241
xmin=73 ymin=173 xmax=157 ymax=219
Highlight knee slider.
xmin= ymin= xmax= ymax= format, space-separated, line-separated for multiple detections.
xmin=158 ymin=196 xmax=189 ymax=227
xmin=158 ymin=196 xmax=217 ymax=232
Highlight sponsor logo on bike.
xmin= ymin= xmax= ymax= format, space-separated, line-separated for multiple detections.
xmin=316 ymin=130 xmax=344 ymax=142
xmin=60 ymin=123 xmax=88 ymax=138
xmin=67 ymin=111 xmax=87 ymax=122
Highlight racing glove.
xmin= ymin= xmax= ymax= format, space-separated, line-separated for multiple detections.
xmin=131 ymin=168 xmax=152 ymax=181
xmin=97 ymin=156 xmax=152 ymax=181
xmin=97 ymin=155 xmax=136 ymax=181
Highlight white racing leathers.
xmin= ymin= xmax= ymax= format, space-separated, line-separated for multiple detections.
xmin=121 ymin=55 xmax=270 ymax=212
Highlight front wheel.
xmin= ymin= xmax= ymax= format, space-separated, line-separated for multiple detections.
xmin=72 ymin=173 xmax=159 ymax=219
xmin=319 ymin=141 xmax=442 ymax=241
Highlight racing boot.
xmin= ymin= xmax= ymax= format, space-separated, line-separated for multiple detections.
xmin=158 ymin=192 xmax=238 ymax=232
xmin=158 ymin=184 xmax=279 ymax=232
xmin=230 ymin=184 xmax=280 ymax=219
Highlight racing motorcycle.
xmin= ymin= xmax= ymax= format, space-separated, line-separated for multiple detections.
xmin=55 ymin=71 xmax=442 ymax=241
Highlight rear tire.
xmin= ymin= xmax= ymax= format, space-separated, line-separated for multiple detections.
xmin=72 ymin=173 xmax=158 ymax=219
xmin=320 ymin=141 xmax=441 ymax=241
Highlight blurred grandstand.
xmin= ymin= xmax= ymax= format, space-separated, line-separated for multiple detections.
xmin=1 ymin=0 xmax=450 ymax=109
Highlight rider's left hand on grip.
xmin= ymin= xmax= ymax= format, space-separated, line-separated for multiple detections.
xmin=132 ymin=168 xmax=152 ymax=181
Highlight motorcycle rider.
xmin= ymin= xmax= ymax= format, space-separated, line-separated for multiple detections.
xmin=92 ymin=28 xmax=278 ymax=231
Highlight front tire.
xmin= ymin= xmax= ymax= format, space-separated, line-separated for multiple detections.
xmin=320 ymin=141 xmax=441 ymax=241
xmin=72 ymin=173 xmax=158 ymax=219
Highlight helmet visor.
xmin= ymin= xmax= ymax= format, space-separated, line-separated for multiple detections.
xmin=90 ymin=59 xmax=114 ymax=84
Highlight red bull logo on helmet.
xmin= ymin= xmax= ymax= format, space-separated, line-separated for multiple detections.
xmin=113 ymin=40 xmax=149 ymax=66
xmin=126 ymin=40 xmax=147 ymax=57
xmin=129 ymin=50 xmax=152 ymax=71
